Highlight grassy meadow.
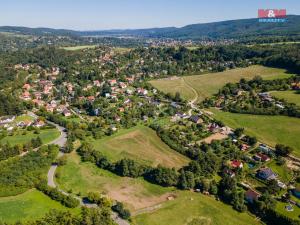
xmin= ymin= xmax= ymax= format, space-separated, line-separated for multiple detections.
xmin=91 ymin=125 xmax=189 ymax=168
xmin=150 ymin=65 xmax=293 ymax=102
xmin=0 ymin=189 xmax=77 ymax=223
xmin=271 ymin=90 xmax=300 ymax=107
xmin=133 ymin=191 xmax=260 ymax=225
xmin=56 ymin=151 xmax=175 ymax=212
xmin=0 ymin=128 xmax=60 ymax=145
xmin=209 ymin=108 xmax=300 ymax=157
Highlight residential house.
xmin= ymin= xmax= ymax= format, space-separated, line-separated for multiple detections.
xmin=0 ymin=116 xmax=15 ymax=125
xmin=22 ymin=91 xmax=31 ymax=100
xmin=23 ymin=83 xmax=31 ymax=90
xmin=223 ymin=168 xmax=235 ymax=178
xmin=63 ymin=109 xmax=71 ymax=117
xmin=17 ymin=120 xmax=32 ymax=128
xmin=33 ymin=119 xmax=45 ymax=128
xmin=231 ymin=160 xmax=243 ymax=169
xmin=189 ymin=115 xmax=203 ymax=124
xmin=257 ymin=168 xmax=276 ymax=180
xmin=245 ymin=189 xmax=261 ymax=203
xmin=126 ymin=77 xmax=134 ymax=83
xmin=46 ymin=104 xmax=54 ymax=112
xmin=240 ymin=143 xmax=250 ymax=151
xmin=93 ymin=80 xmax=101 ymax=87
xmin=108 ymin=79 xmax=117 ymax=86
xmin=253 ymin=153 xmax=270 ymax=162
xmin=87 ymin=96 xmax=95 ymax=102
xmin=119 ymin=82 xmax=127 ymax=89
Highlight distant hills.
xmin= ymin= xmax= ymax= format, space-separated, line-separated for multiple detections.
xmin=1 ymin=15 xmax=300 ymax=40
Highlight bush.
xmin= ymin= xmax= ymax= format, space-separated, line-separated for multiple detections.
xmin=112 ymin=202 xmax=131 ymax=220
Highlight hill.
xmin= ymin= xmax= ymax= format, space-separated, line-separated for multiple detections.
xmin=91 ymin=126 xmax=189 ymax=168
xmin=1 ymin=15 xmax=300 ymax=40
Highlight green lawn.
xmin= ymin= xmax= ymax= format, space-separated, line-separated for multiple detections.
xmin=276 ymin=199 xmax=300 ymax=221
xmin=133 ymin=191 xmax=259 ymax=225
xmin=271 ymin=90 xmax=300 ymax=107
xmin=0 ymin=189 xmax=77 ymax=223
xmin=56 ymin=151 xmax=174 ymax=212
xmin=91 ymin=125 xmax=189 ymax=168
xmin=150 ymin=65 xmax=293 ymax=102
xmin=0 ymin=128 xmax=60 ymax=145
xmin=209 ymin=108 xmax=300 ymax=157
xmin=267 ymin=160 xmax=293 ymax=183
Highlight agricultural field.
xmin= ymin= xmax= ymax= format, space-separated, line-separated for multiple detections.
xmin=271 ymin=90 xmax=300 ymax=107
xmin=0 ymin=189 xmax=76 ymax=223
xmin=133 ymin=191 xmax=260 ymax=225
xmin=150 ymin=66 xmax=293 ymax=103
xmin=0 ymin=128 xmax=60 ymax=145
xmin=56 ymin=151 xmax=175 ymax=212
xmin=91 ymin=125 xmax=189 ymax=168
xmin=62 ymin=45 xmax=97 ymax=51
xmin=209 ymin=108 xmax=300 ymax=157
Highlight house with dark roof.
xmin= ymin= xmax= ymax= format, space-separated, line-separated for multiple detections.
xmin=257 ymin=168 xmax=276 ymax=180
xmin=190 ymin=115 xmax=203 ymax=124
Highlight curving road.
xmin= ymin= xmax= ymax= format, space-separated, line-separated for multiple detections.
xmin=40 ymin=115 xmax=130 ymax=225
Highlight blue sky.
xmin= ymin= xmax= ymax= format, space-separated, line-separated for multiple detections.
xmin=1 ymin=0 xmax=299 ymax=30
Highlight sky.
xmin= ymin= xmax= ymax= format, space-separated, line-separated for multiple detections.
xmin=0 ymin=0 xmax=299 ymax=30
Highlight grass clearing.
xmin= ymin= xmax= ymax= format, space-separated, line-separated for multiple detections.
xmin=209 ymin=108 xmax=300 ymax=157
xmin=150 ymin=65 xmax=293 ymax=102
xmin=0 ymin=128 xmax=60 ymax=145
xmin=271 ymin=90 xmax=300 ymax=107
xmin=0 ymin=189 xmax=77 ymax=223
xmin=133 ymin=191 xmax=259 ymax=225
xmin=91 ymin=125 xmax=189 ymax=168
xmin=56 ymin=151 xmax=175 ymax=212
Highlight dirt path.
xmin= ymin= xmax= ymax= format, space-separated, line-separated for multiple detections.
xmin=182 ymin=77 xmax=199 ymax=116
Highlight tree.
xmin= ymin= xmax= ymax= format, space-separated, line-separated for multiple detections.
xmin=275 ymin=144 xmax=293 ymax=156
xmin=174 ymin=92 xmax=182 ymax=102
xmin=234 ymin=128 xmax=244 ymax=138
xmin=112 ymin=202 xmax=131 ymax=220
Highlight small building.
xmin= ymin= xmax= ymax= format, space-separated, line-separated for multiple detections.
xmin=108 ymin=79 xmax=117 ymax=86
xmin=63 ymin=109 xmax=71 ymax=117
xmin=23 ymin=83 xmax=31 ymax=90
xmin=245 ymin=189 xmax=261 ymax=203
xmin=257 ymin=168 xmax=276 ymax=180
xmin=253 ymin=153 xmax=270 ymax=162
xmin=190 ymin=115 xmax=203 ymax=124
xmin=33 ymin=119 xmax=45 ymax=128
xmin=231 ymin=160 xmax=243 ymax=169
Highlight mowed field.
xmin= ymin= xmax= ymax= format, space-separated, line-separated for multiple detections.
xmin=271 ymin=90 xmax=300 ymax=107
xmin=133 ymin=191 xmax=259 ymax=225
xmin=150 ymin=66 xmax=292 ymax=102
xmin=91 ymin=126 xmax=189 ymax=168
xmin=62 ymin=45 xmax=97 ymax=51
xmin=209 ymin=108 xmax=300 ymax=157
xmin=0 ymin=189 xmax=76 ymax=223
xmin=0 ymin=128 xmax=60 ymax=145
xmin=56 ymin=151 xmax=175 ymax=212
